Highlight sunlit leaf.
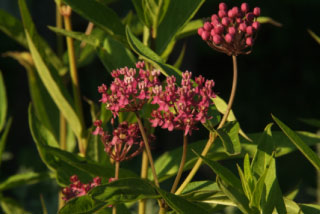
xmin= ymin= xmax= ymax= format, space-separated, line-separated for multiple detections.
xmin=257 ymin=16 xmax=282 ymax=27
xmin=0 ymin=71 xmax=7 ymax=132
xmin=308 ymin=29 xmax=320 ymax=45
xmin=215 ymin=121 xmax=241 ymax=155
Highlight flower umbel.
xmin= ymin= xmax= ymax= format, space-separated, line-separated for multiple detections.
xmin=98 ymin=61 xmax=161 ymax=117
xmin=198 ymin=2 xmax=261 ymax=55
xmin=93 ymin=120 xmax=149 ymax=162
xmin=150 ymin=71 xmax=215 ymax=136
xmin=61 ymin=175 xmax=101 ymax=201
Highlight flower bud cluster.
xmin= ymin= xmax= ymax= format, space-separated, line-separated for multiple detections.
xmin=197 ymin=2 xmax=261 ymax=55
xmin=98 ymin=61 xmax=161 ymax=117
xmin=62 ymin=175 xmax=101 ymax=201
xmin=150 ymin=71 xmax=215 ymax=136
xmin=93 ymin=120 xmax=148 ymax=162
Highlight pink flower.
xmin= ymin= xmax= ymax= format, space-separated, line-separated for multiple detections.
xmin=62 ymin=175 xmax=101 ymax=201
xmin=149 ymin=71 xmax=216 ymax=136
xmin=93 ymin=120 xmax=153 ymax=162
xmin=98 ymin=61 xmax=161 ymax=117
xmin=197 ymin=2 xmax=261 ymax=55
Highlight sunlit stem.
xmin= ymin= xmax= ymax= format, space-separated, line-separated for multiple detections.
xmin=170 ymin=135 xmax=188 ymax=193
xmin=175 ymin=55 xmax=238 ymax=194
xmin=61 ymin=5 xmax=86 ymax=155
xmin=113 ymin=161 xmax=120 ymax=214
xmin=139 ymin=150 xmax=148 ymax=214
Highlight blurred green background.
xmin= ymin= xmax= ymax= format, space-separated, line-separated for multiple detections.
xmin=0 ymin=0 xmax=320 ymax=213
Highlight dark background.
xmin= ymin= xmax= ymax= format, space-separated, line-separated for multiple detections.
xmin=0 ymin=0 xmax=320 ymax=213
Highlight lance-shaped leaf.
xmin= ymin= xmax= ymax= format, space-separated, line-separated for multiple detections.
xmin=0 ymin=117 xmax=12 ymax=167
xmin=0 ymin=71 xmax=7 ymax=132
xmin=215 ymin=121 xmax=241 ymax=155
xmin=90 ymin=178 xmax=159 ymax=203
xmin=59 ymin=195 xmax=105 ymax=214
xmin=0 ymin=172 xmax=51 ymax=191
xmin=308 ymin=29 xmax=320 ymax=45
xmin=157 ymin=188 xmax=210 ymax=214
xmin=155 ymin=0 xmax=205 ymax=54
xmin=19 ymin=0 xmax=83 ymax=139
xmin=0 ymin=197 xmax=31 ymax=214
xmin=49 ymin=27 xmax=136 ymax=72
xmin=0 ymin=9 xmax=66 ymax=75
xmin=272 ymin=114 xmax=320 ymax=171
xmin=62 ymin=0 xmax=125 ymax=42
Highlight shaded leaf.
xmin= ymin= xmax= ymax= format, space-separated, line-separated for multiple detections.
xmin=272 ymin=114 xmax=320 ymax=171
xmin=308 ymin=29 xmax=320 ymax=45
xmin=19 ymin=0 xmax=83 ymax=139
xmin=181 ymin=180 xmax=219 ymax=195
xmin=0 ymin=197 xmax=31 ymax=214
xmin=0 ymin=71 xmax=7 ymax=132
xmin=59 ymin=195 xmax=105 ymax=214
xmin=299 ymin=118 xmax=320 ymax=129
xmin=176 ymin=19 xmax=203 ymax=39
xmin=0 ymin=117 xmax=12 ymax=167
xmin=62 ymin=0 xmax=125 ymax=42
xmin=0 ymin=172 xmax=51 ymax=191
xmin=157 ymin=188 xmax=210 ymax=214
xmin=155 ymin=0 xmax=205 ymax=54
xmin=90 ymin=178 xmax=159 ymax=203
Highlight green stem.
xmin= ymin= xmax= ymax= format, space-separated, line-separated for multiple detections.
xmin=139 ymin=150 xmax=148 ymax=214
xmin=170 ymin=135 xmax=188 ymax=193
xmin=175 ymin=55 xmax=238 ymax=194
xmin=62 ymin=6 xmax=86 ymax=155
xmin=113 ymin=161 xmax=120 ymax=214
xmin=135 ymin=114 xmax=160 ymax=188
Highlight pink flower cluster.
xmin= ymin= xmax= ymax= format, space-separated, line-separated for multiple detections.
xmin=198 ymin=2 xmax=261 ymax=55
xmin=98 ymin=61 xmax=161 ymax=117
xmin=62 ymin=175 xmax=101 ymax=201
xmin=93 ymin=120 xmax=146 ymax=162
xmin=150 ymin=71 xmax=215 ymax=136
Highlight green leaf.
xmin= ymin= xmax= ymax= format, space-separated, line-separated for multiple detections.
xmin=272 ymin=114 xmax=320 ymax=171
xmin=173 ymin=43 xmax=186 ymax=69
xmin=90 ymin=178 xmax=159 ymax=203
xmin=0 ymin=71 xmax=7 ymax=132
xmin=0 ymin=172 xmax=51 ymax=191
xmin=126 ymin=26 xmax=183 ymax=78
xmin=300 ymin=118 xmax=320 ymax=129
xmin=308 ymin=29 xmax=320 ymax=45
xmin=155 ymin=0 xmax=205 ymax=54
xmin=181 ymin=180 xmax=219 ymax=195
xmin=59 ymin=195 xmax=105 ymax=214
xmin=157 ymin=188 xmax=210 ymax=214
xmin=62 ymin=0 xmax=125 ymax=42
xmin=176 ymin=19 xmax=203 ymax=39
xmin=0 ymin=9 xmax=67 ymax=76
xmin=300 ymin=203 xmax=320 ymax=213
xmin=197 ymin=153 xmax=242 ymax=192
xmin=49 ymin=27 xmax=136 ymax=71
xmin=19 ymin=0 xmax=83 ymax=139
xmin=236 ymin=164 xmax=252 ymax=201
xmin=0 ymin=117 xmax=12 ymax=167
xmin=243 ymin=154 xmax=254 ymax=191
xmin=4 ymin=51 xmax=59 ymax=139
xmin=217 ymin=178 xmax=253 ymax=214
xmin=257 ymin=16 xmax=282 ymax=27
xmin=0 ymin=196 xmax=31 ymax=214
xmin=215 ymin=121 xmax=241 ymax=155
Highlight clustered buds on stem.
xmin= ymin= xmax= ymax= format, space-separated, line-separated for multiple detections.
xmin=197 ymin=2 xmax=261 ymax=55
xmin=98 ymin=61 xmax=161 ymax=117
xmin=150 ymin=71 xmax=215 ymax=136
xmin=93 ymin=120 xmax=150 ymax=162
xmin=61 ymin=175 xmax=101 ymax=201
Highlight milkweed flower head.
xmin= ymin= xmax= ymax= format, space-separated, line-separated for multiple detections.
xmin=150 ymin=71 xmax=216 ymax=136
xmin=61 ymin=175 xmax=101 ymax=201
xmin=98 ymin=61 xmax=161 ymax=117
xmin=198 ymin=2 xmax=261 ymax=55
xmin=93 ymin=120 xmax=151 ymax=162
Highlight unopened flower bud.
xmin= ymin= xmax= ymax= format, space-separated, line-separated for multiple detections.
xmin=241 ymin=3 xmax=249 ymax=13
xmin=227 ymin=9 xmax=234 ymax=18
xmin=221 ymin=17 xmax=230 ymax=26
xmin=246 ymin=12 xmax=255 ymax=22
xmin=219 ymin=2 xmax=228 ymax=11
xmin=246 ymin=26 xmax=254 ymax=35
xmin=214 ymin=24 xmax=224 ymax=34
xmin=203 ymin=22 xmax=212 ymax=31
xmin=211 ymin=14 xmax=219 ymax=22
xmin=232 ymin=7 xmax=240 ymax=17
xmin=213 ymin=34 xmax=222 ymax=45
xmin=252 ymin=21 xmax=260 ymax=30
xmin=246 ymin=37 xmax=253 ymax=46
xmin=228 ymin=26 xmax=236 ymax=35
xmin=197 ymin=27 xmax=204 ymax=36
xmin=253 ymin=7 xmax=261 ymax=16
xmin=201 ymin=31 xmax=210 ymax=40
xmin=225 ymin=33 xmax=233 ymax=43
xmin=70 ymin=175 xmax=79 ymax=183
xmin=218 ymin=10 xmax=227 ymax=18
xmin=239 ymin=22 xmax=247 ymax=32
